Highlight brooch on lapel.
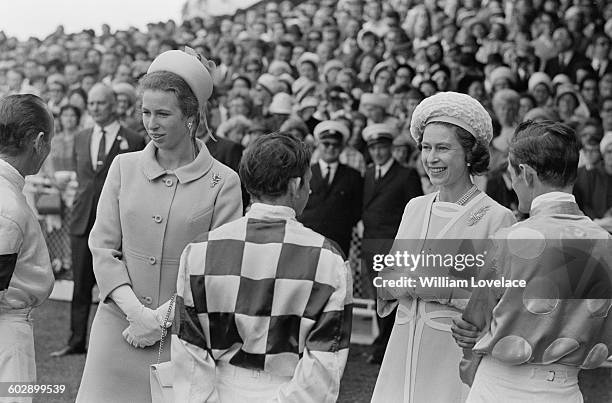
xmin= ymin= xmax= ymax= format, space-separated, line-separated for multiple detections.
xmin=468 ymin=205 xmax=491 ymax=226
xmin=211 ymin=172 xmax=221 ymax=188
xmin=117 ymin=135 xmax=129 ymax=151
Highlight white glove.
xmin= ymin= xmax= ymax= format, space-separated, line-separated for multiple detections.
xmin=111 ymin=285 xmax=163 ymax=348
xmin=122 ymin=304 xmax=163 ymax=348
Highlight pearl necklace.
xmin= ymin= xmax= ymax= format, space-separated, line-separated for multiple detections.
xmin=436 ymin=185 xmax=479 ymax=206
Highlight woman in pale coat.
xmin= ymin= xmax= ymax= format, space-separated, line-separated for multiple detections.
xmin=76 ymin=50 xmax=243 ymax=402
xmin=371 ymin=92 xmax=515 ymax=403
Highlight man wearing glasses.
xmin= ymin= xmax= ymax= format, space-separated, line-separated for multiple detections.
xmin=299 ymin=120 xmax=363 ymax=257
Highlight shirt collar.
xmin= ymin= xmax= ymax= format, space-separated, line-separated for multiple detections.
xmin=319 ymin=160 xmax=339 ymax=171
xmin=530 ymin=191 xmax=577 ymax=215
xmin=377 ymin=158 xmax=394 ymax=176
xmin=0 ymin=157 xmax=25 ymax=191
xmin=95 ymin=120 xmax=120 ymax=135
xmin=246 ymin=202 xmax=297 ymax=221
xmin=140 ymin=138 xmax=214 ymax=184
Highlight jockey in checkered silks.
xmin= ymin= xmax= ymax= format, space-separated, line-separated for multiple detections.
xmin=173 ymin=133 xmax=353 ymax=402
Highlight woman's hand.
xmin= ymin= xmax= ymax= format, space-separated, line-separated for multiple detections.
xmin=451 ymin=317 xmax=481 ymax=349
xmin=122 ymin=305 xmax=162 ymax=348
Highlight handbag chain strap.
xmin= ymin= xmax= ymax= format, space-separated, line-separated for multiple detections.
xmin=156 ymin=293 xmax=176 ymax=365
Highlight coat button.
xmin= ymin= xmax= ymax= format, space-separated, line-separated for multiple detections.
xmin=149 ymin=256 xmax=157 ymax=265
xmin=153 ymin=215 xmax=163 ymax=223
xmin=164 ymin=179 xmax=173 ymax=187
xmin=143 ymin=296 xmax=153 ymax=305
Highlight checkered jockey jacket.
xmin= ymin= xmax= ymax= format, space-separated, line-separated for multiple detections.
xmin=173 ymin=203 xmax=353 ymax=401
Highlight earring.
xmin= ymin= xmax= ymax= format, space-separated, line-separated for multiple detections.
xmin=187 ymin=122 xmax=193 ymax=130
xmin=467 ymin=162 xmax=472 ymax=167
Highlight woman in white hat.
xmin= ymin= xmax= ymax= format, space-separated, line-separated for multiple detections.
xmin=76 ymin=49 xmax=243 ymax=402
xmin=371 ymin=92 xmax=516 ymax=403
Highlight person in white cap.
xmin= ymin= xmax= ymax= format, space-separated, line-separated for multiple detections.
xmin=360 ymin=92 xmax=399 ymax=128
xmin=372 ymin=92 xmax=515 ymax=402
xmin=361 ymin=122 xmax=423 ymax=365
xmin=268 ymin=92 xmax=294 ymax=130
xmin=296 ymin=96 xmax=322 ymax=133
xmin=527 ymin=72 xmax=553 ymax=108
xmin=76 ymin=49 xmax=243 ymax=403
xmin=252 ymin=73 xmax=280 ymax=120
xmin=295 ymin=52 xmax=320 ymax=88
xmin=299 ymin=120 xmax=363 ymax=256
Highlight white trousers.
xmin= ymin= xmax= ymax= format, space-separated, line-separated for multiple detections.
xmin=0 ymin=310 xmax=36 ymax=403
xmin=215 ymin=362 xmax=292 ymax=402
xmin=467 ymin=356 xmax=583 ymax=403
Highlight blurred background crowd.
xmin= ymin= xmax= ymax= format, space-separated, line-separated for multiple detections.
xmin=1 ymin=0 xmax=612 ymax=284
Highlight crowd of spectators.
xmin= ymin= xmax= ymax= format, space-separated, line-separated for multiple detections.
xmin=2 ymin=0 xmax=612 ymax=255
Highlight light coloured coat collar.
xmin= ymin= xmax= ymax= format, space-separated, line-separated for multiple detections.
xmin=0 ymin=157 xmax=25 ymax=192
xmin=140 ymin=139 xmax=214 ymax=184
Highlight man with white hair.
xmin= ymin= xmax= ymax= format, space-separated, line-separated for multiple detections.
xmin=51 ymin=83 xmax=144 ymax=357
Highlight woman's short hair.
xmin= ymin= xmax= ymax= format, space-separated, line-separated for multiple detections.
xmin=240 ymin=133 xmax=311 ymax=199
xmin=577 ymin=118 xmax=603 ymax=142
xmin=59 ymin=104 xmax=82 ymax=127
xmin=428 ymin=122 xmax=490 ymax=176
xmin=0 ymin=94 xmax=53 ymax=156
xmin=138 ymin=71 xmax=199 ymax=120
xmin=509 ymin=120 xmax=580 ymax=187
xmin=226 ymin=88 xmax=254 ymax=116
xmin=68 ymin=87 xmax=88 ymax=105
xmin=279 ymin=118 xmax=310 ymax=140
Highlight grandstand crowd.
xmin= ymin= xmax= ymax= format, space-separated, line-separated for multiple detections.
xmin=2 ymin=1 xmax=612 ymax=227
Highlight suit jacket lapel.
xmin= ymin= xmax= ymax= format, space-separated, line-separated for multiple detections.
xmin=311 ymin=163 xmax=323 ymax=186
xmin=373 ymin=161 xmax=397 ymax=192
xmin=365 ymin=161 xmax=399 ymax=207
xmin=85 ymin=128 xmax=95 ymax=175
xmin=363 ymin=167 xmax=377 ymax=207
xmin=328 ymin=164 xmax=343 ymax=189
xmin=95 ymin=125 xmax=120 ymax=175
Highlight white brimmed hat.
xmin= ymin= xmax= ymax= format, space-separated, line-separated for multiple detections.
xmin=314 ymin=120 xmax=350 ymax=143
xmin=410 ymin=91 xmax=493 ymax=145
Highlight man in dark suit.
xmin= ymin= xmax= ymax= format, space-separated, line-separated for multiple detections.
xmin=361 ymin=123 xmax=423 ymax=364
xmin=203 ymin=134 xmax=243 ymax=173
xmin=543 ymin=26 xmax=589 ymax=83
xmin=51 ymin=83 xmax=144 ymax=357
xmin=299 ymin=121 xmax=363 ymax=256
xmin=591 ymin=33 xmax=612 ymax=80
xmin=197 ymin=125 xmax=247 ymax=208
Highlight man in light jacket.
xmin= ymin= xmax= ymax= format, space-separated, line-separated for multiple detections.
xmin=0 ymin=94 xmax=55 ymax=396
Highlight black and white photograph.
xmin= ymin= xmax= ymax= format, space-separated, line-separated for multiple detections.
xmin=1 ymin=0 xmax=612 ymax=402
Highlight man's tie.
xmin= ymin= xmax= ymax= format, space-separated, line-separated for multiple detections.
xmin=96 ymin=128 xmax=106 ymax=170
xmin=324 ymin=166 xmax=331 ymax=185
xmin=376 ymin=166 xmax=382 ymax=182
